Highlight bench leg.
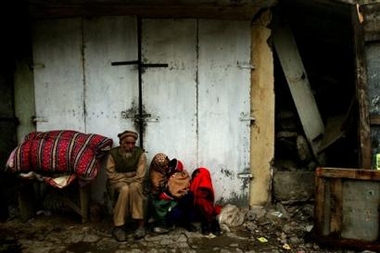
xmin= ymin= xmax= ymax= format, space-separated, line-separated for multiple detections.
xmin=18 ymin=182 xmax=37 ymax=222
xmin=79 ymin=185 xmax=89 ymax=223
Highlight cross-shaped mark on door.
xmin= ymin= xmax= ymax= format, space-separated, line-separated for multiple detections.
xmin=110 ymin=18 xmax=169 ymax=148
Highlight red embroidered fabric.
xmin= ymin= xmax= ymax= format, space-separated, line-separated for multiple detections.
xmin=6 ymin=130 xmax=113 ymax=188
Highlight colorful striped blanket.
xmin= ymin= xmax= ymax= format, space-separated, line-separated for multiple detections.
xmin=6 ymin=130 xmax=113 ymax=188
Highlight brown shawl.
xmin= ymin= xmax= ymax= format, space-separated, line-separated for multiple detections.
xmin=167 ymin=170 xmax=191 ymax=199
xmin=149 ymin=153 xmax=170 ymax=195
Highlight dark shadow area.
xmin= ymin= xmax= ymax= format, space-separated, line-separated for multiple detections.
xmin=273 ymin=1 xmax=359 ymax=170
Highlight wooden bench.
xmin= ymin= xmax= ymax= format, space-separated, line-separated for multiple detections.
xmin=18 ymin=178 xmax=90 ymax=223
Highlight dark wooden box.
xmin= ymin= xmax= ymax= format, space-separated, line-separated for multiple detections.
xmin=314 ymin=167 xmax=380 ymax=251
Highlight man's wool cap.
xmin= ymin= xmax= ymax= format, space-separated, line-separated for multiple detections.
xmin=117 ymin=130 xmax=138 ymax=141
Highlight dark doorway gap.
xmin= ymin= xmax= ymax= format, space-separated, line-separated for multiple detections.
xmin=273 ymin=2 xmax=359 ymax=170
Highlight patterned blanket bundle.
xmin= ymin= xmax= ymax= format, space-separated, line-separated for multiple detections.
xmin=6 ymin=130 xmax=113 ymax=188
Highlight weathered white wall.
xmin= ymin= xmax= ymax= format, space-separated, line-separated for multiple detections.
xmin=30 ymin=16 xmax=255 ymax=205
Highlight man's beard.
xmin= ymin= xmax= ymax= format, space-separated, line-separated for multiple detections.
xmin=125 ymin=151 xmax=132 ymax=158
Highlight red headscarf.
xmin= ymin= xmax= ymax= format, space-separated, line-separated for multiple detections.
xmin=190 ymin=167 xmax=221 ymax=217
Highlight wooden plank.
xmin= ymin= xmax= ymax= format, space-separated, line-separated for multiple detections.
xmin=351 ymin=4 xmax=372 ymax=169
xmin=316 ymin=167 xmax=380 ymax=180
xmin=359 ymin=0 xmax=380 ymax=5
xmin=370 ymin=115 xmax=380 ymax=126
xmin=329 ymin=179 xmax=342 ymax=235
xmin=273 ymin=21 xmax=325 ymax=161
xmin=18 ymin=182 xmax=37 ymax=222
xmin=314 ymin=174 xmax=326 ymax=235
xmin=79 ymin=185 xmax=89 ymax=223
xmin=60 ymin=184 xmax=90 ymax=223
xmin=319 ymin=98 xmax=354 ymax=153
xmin=319 ymin=115 xmax=346 ymax=153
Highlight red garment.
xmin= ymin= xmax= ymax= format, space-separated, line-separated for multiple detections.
xmin=190 ymin=167 xmax=221 ymax=221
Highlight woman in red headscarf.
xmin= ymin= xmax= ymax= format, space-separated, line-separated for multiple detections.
xmin=190 ymin=167 xmax=221 ymax=235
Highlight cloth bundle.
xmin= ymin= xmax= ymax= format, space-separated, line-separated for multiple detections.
xmin=167 ymin=170 xmax=191 ymax=199
xmin=6 ymin=130 xmax=113 ymax=188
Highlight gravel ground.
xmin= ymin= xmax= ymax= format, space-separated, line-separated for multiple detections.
xmin=0 ymin=203 xmax=376 ymax=253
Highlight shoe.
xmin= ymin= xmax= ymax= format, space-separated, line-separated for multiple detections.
xmin=167 ymin=224 xmax=175 ymax=231
xmin=134 ymin=226 xmax=146 ymax=240
xmin=211 ymin=218 xmax=221 ymax=236
xmin=201 ymin=224 xmax=211 ymax=235
xmin=187 ymin=223 xmax=198 ymax=232
xmin=153 ymin=226 xmax=169 ymax=234
xmin=113 ymin=227 xmax=126 ymax=242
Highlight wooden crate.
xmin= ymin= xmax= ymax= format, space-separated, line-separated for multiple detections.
xmin=314 ymin=167 xmax=380 ymax=251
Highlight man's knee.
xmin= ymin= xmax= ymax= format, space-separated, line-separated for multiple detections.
xmin=118 ymin=184 xmax=130 ymax=196
xmin=130 ymin=182 xmax=142 ymax=192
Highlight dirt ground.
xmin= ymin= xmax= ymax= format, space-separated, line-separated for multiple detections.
xmin=0 ymin=203 xmax=370 ymax=253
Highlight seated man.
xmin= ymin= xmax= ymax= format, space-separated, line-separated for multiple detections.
xmin=106 ymin=130 xmax=147 ymax=241
xmin=190 ymin=167 xmax=221 ymax=236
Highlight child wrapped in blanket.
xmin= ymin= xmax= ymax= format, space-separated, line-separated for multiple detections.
xmin=190 ymin=167 xmax=221 ymax=236
xmin=149 ymin=154 xmax=194 ymax=233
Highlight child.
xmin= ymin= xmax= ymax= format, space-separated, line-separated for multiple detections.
xmin=190 ymin=167 xmax=221 ymax=235
xmin=149 ymin=155 xmax=192 ymax=233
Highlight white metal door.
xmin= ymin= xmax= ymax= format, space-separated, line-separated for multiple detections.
xmin=33 ymin=17 xmax=139 ymax=143
xmin=198 ymin=20 xmax=251 ymax=203
xmin=142 ymin=19 xmax=251 ymax=203
xmin=82 ymin=16 xmax=140 ymax=202
xmin=32 ymin=17 xmax=251 ymax=204
xmin=141 ymin=19 xmax=198 ymax=170
xmin=83 ymin=16 xmax=139 ymax=145
xmin=32 ymin=18 xmax=85 ymax=132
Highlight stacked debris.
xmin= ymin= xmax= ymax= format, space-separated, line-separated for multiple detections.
xmin=275 ymin=110 xmax=315 ymax=171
